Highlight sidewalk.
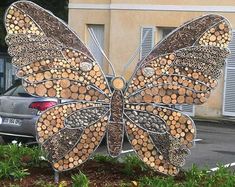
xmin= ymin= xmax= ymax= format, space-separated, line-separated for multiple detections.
xmin=193 ymin=116 xmax=235 ymax=127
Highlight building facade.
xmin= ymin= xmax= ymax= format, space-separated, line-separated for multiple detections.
xmin=68 ymin=0 xmax=235 ymax=117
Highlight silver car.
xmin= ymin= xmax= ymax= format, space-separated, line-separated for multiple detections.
xmin=0 ymin=76 xmax=114 ymax=143
xmin=0 ymin=79 xmax=58 ymax=143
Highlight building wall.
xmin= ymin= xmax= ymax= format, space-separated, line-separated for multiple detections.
xmin=68 ymin=0 xmax=235 ymax=117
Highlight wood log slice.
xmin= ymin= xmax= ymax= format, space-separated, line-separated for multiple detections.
xmin=35 ymin=84 xmax=47 ymax=96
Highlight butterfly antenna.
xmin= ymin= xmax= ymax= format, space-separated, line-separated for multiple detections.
xmin=121 ymin=30 xmax=151 ymax=76
xmin=88 ymin=28 xmax=116 ymax=77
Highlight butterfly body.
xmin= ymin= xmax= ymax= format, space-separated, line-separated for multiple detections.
xmin=108 ymin=88 xmax=125 ymax=157
xmin=4 ymin=1 xmax=232 ymax=175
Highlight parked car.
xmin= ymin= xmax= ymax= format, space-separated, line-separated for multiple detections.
xmin=0 ymin=79 xmax=58 ymax=143
xmin=0 ymin=76 xmax=114 ymax=143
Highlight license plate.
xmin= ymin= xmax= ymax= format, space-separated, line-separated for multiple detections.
xmin=0 ymin=117 xmax=22 ymax=126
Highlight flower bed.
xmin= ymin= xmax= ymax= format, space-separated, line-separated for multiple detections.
xmin=0 ymin=143 xmax=235 ymax=187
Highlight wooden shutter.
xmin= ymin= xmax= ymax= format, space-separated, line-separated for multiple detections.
xmin=140 ymin=27 xmax=155 ymax=60
xmin=223 ymin=31 xmax=235 ymax=116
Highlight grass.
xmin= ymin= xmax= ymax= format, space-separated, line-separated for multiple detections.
xmin=0 ymin=144 xmax=235 ymax=186
xmin=93 ymin=153 xmax=118 ymax=164
xmin=93 ymin=154 xmax=149 ymax=176
xmin=121 ymin=154 xmax=149 ymax=176
xmin=139 ymin=176 xmax=175 ymax=187
xmin=137 ymin=164 xmax=235 ymax=187
xmin=71 ymin=172 xmax=89 ymax=187
xmin=33 ymin=179 xmax=56 ymax=187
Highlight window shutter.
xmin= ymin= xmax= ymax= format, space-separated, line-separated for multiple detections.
xmin=175 ymin=105 xmax=195 ymax=116
xmin=181 ymin=105 xmax=194 ymax=116
xmin=223 ymin=31 xmax=235 ymax=116
xmin=140 ymin=27 xmax=155 ymax=60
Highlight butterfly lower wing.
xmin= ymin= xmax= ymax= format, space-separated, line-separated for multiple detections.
xmin=5 ymin=1 xmax=111 ymax=101
xmin=37 ymin=101 xmax=109 ymax=170
xmin=125 ymin=119 xmax=179 ymax=175
xmin=41 ymin=128 xmax=83 ymax=163
xmin=125 ymin=15 xmax=231 ymax=105
xmin=52 ymin=114 xmax=109 ymax=171
xmin=124 ymin=103 xmax=195 ymax=175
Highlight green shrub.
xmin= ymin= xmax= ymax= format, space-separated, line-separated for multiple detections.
xmin=93 ymin=153 xmax=118 ymax=164
xmin=184 ymin=164 xmax=208 ymax=186
xmin=121 ymin=154 xmax=149 ymax=175
xmin=0 ymin=143 xmax=43 ymax=180
xmin=33 ymin=179 xmax=56 ymax=187
xmin=204 ymin=165 xmax=235 ymax=187
xmin=183 ymin=164 xmax=235 ymax=187
xmin=71 ymin=171 xmax=89 ymax=187
xmin=8 ymin=185 xmax=21 ymax=187
xmin=139 ymin=176 xmax=176 ymax=187
xmin=137 ymin=164 xmax=235 ymax=187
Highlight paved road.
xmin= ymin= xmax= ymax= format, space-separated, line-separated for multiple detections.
xmin=98 ymin=121 xmax=235 ymax=171
xmin=96 ymin=120 xmax=235 ymax=170
xmin=184 ymin=121 xmax=235 ymax=170
xmin=1 ymin=121 xmax=235 ymax=170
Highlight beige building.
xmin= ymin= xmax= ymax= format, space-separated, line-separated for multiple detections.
xmin=68 ymin=0 xmax=235 ymax=117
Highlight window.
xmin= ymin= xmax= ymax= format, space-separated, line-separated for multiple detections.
xmin=87 ymin=24 xmax=105 ymax=67
xmin=157 ymin=27 xmax=176 ymax=42
xmin=0 ymin=54 xmax=16 ymax=94
xmin=140 ymin=27 xmax=174 ymax=60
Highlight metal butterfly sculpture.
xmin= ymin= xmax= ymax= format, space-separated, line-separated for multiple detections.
xmin=5 ymin=1 xmax=232 ymax=176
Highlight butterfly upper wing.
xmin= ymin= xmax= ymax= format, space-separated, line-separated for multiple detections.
xmin=6 ymin=1 xmax=92 ymax=56
xmin=125 ymin=15 xmax=231 ymax=105
xmin=124 ymin=103 xmax=195 ymax=175
xmin=5 ymin=1 xmax=112 ymax=171
xmin=5 ymin=1 xmax=111 ymax=102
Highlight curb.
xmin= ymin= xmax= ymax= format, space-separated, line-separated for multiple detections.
xmin=193 ymin=117 xmax=235 ymax=128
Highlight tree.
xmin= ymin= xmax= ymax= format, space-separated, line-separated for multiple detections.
xmin=0 ymin=0 xmax=68 ymax=52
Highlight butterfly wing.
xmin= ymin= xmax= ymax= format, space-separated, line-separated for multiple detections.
xmin=5 ymin=1 xmax=111 ymax=101
xmin=124 ymin=103 xmax=195 ymax=175
xmin=123 ymin=14 xmax=231 ymax=175
xmin=37 ymin=101 xmax=109 ymax=171
xmin=5 ymin=1 xmax=112 ymax=171
xmin=52 ymin=116 xmax=108 ymax=172
xmin=39 ymin=102 xmax=109 ymax=163
xmin=125 ymin=15 xmax=231 ymax=105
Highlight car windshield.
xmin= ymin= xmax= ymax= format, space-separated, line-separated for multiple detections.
xmin=2 ymin=85 xmax=17 ymax=96
xmin=2 ymin=80 xmax=32 ymax=97
xmin=11 ymin=86 xmax=32 ymax=97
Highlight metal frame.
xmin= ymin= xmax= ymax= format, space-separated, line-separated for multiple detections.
xmin=4 ymin=0 xmax=232 ymax=176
